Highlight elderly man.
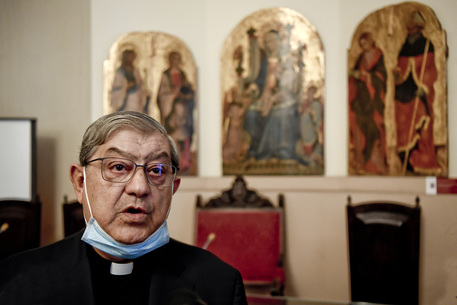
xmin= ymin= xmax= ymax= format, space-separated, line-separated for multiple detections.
xmin=0 ymin=111 xmax=247 ymax=305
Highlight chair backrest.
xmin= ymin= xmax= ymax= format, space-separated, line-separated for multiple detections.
xmin=195 ymin=176 xmax=285 ymax=295
xmin=0 ymin=198 xmax=41 ymax=260
xmin=63 ymin=196 xmax=85 ymax=237
xmin=346 ymin=196 xmax=421 ymax=305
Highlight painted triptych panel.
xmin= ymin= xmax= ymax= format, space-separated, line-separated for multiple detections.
xmin=104 ymin=32 xmax=198 ymax=175
xmin=221 ymin=7 xmax=325 ymax=175
xmin=348 ymin=2 xmax=448 ymax=176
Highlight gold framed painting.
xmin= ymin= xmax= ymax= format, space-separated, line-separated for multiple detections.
xmin=221 ymin=7 xmax=325 ymax=175
xmin=104 ymin=32 xmax=198 ymax=175
xmin=348 ymin=2 xmax=448 ymax=176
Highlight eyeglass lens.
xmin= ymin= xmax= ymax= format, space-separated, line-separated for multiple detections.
xmin=101 ymin=158 xmax=175 ymax=186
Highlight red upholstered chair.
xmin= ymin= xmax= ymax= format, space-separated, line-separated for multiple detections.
xmin=347 ymin=196 xmax=421 ymax=305
xmin=195 ymin=176 xmax=285 ymax=295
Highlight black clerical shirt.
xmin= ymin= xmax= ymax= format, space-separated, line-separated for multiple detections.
xmin=87 ymin=246 xmax=151 ymax=305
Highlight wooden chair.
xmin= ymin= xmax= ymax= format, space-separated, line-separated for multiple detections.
xmin=63 ymin=195 xmax=85 ymax=237
xmin=347 ymin=196 xmax=421 ymax=305
xmin=195 ymin=176 xmax=285 ymax=295
xmin=0 ymin=198 xmax=41 ymax=260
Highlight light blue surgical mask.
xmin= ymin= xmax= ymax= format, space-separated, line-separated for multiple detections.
xmin=81 ymin=167 xmax=171 ymax=260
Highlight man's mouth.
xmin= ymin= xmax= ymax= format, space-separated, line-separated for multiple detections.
xmin=126 ymin=207 xmax=144 ymax=214
xmin=122 ymin=207 xmax=150 ymax=222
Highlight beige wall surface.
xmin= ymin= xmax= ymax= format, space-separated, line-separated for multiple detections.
xmin=0 ymin=0 xmax=91 ymax=244
xmin=1 ymin=0 xmax=457 ymax=304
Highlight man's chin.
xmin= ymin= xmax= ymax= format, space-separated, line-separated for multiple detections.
xmin=112 ymin=228 xmax=152 ymax=245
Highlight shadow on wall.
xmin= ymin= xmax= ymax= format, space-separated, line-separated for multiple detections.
xmin=433 ymin=215 xmax=454 ymax=304
xmin=36 ymin=136 xmax=56 ymax=246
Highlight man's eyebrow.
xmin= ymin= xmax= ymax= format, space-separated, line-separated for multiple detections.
xmin=105 ymin=147 xmax=134 ymax=159
xmin=146 ymin=151 xmax=171 ymax=162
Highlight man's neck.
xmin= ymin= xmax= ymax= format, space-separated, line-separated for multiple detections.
xmin=93 ymin=246 xmax=131 ymax=263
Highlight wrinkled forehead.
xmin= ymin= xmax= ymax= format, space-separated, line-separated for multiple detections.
xmin=96 ymin=128 xmax=172 ymax=161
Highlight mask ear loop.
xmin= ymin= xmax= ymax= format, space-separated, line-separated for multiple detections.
xmin=83 ymin=167 xmax=94 ymax=225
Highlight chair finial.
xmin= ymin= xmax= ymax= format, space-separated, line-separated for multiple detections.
xmin=196 ymin=195 xmax=203 ymax=208
xmin=278 ymin=194 xmax=285 ymax=208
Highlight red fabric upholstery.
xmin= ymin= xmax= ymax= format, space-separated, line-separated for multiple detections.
xmin=196 ymin=208 xmax=284 ymax=286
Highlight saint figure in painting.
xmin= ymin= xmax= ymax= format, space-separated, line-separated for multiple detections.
xmin=348 ymin=32 xmax=387 ymax=174
xmin=394 ymin=10 xmax=441 ymax=175
xmin=157 ymin=51 xmax=195 ymax=172
xmin=298 ymin=85 xmax=324 ymax=166
xmin=243 ymin=29 xmax=302 ymax=162
xmin=222 ymin=87 xmax=250 ymax=164
xmin=110 ymin=49 xmax=150 ymax=113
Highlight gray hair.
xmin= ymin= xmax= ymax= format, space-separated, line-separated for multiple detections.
xmin=79 ymin=111 xmax=180 ymax=170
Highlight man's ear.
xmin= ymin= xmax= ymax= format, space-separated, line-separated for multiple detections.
xmin=70 ymin=164 xmax=85 ymax=203
xmin=172 ymin=177 xmax=181 ymax=195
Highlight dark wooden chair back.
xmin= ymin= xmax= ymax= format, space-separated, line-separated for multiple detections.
xmin=347 ymin=196 xmax=421 ymax=305
xmin=0 ymin=198 xmax=41 ymax=260
xmin=63 ymin=196 xmax=85 ymax=237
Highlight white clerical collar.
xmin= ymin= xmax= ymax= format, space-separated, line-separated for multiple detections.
xmin=110 ymin=261 xmax=134 ymax=275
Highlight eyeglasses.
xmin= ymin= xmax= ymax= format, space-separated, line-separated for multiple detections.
xmin=87 ymin=157 xmax=178 ymax=187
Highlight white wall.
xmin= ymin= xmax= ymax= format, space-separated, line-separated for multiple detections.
xmin=90 ymin=0 xmax=457 ymax=177
xmin=0 ymin=119 xmax=35 ymax=200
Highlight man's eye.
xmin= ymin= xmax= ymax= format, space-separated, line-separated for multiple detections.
xmin=152 ymin=167 xmax=164 ymax=174
xmin=114 ymin=164 xmax=125 ymax=171
xmin=148 ymin=165 xmax=165 ymax=175
xmin=108 ymin=162 xmax=130 ymax=172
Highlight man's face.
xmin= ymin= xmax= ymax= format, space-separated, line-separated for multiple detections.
xmin=407 ymin=25 xmax=421 ymax=35
xmin=170 ymin=53 xmax=181 ymax=68
xmin=359 ymin=37 xmax=373 ymax=52
xmin=265 ymin=32 xmax=279 ymax=53
xmin=75 ymin=128 xmax=180 ymax=245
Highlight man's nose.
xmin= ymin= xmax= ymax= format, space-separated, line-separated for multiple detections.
xmin=125 ymin=166 xmax=150 ymax=197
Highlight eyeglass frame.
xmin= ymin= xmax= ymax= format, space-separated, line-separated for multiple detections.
xmin=86 ymin=157 xmax=179 ymax=187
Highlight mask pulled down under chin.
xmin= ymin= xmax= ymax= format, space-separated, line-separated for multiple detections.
xmin=81 ymin=217 xmax=170 ymax=260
